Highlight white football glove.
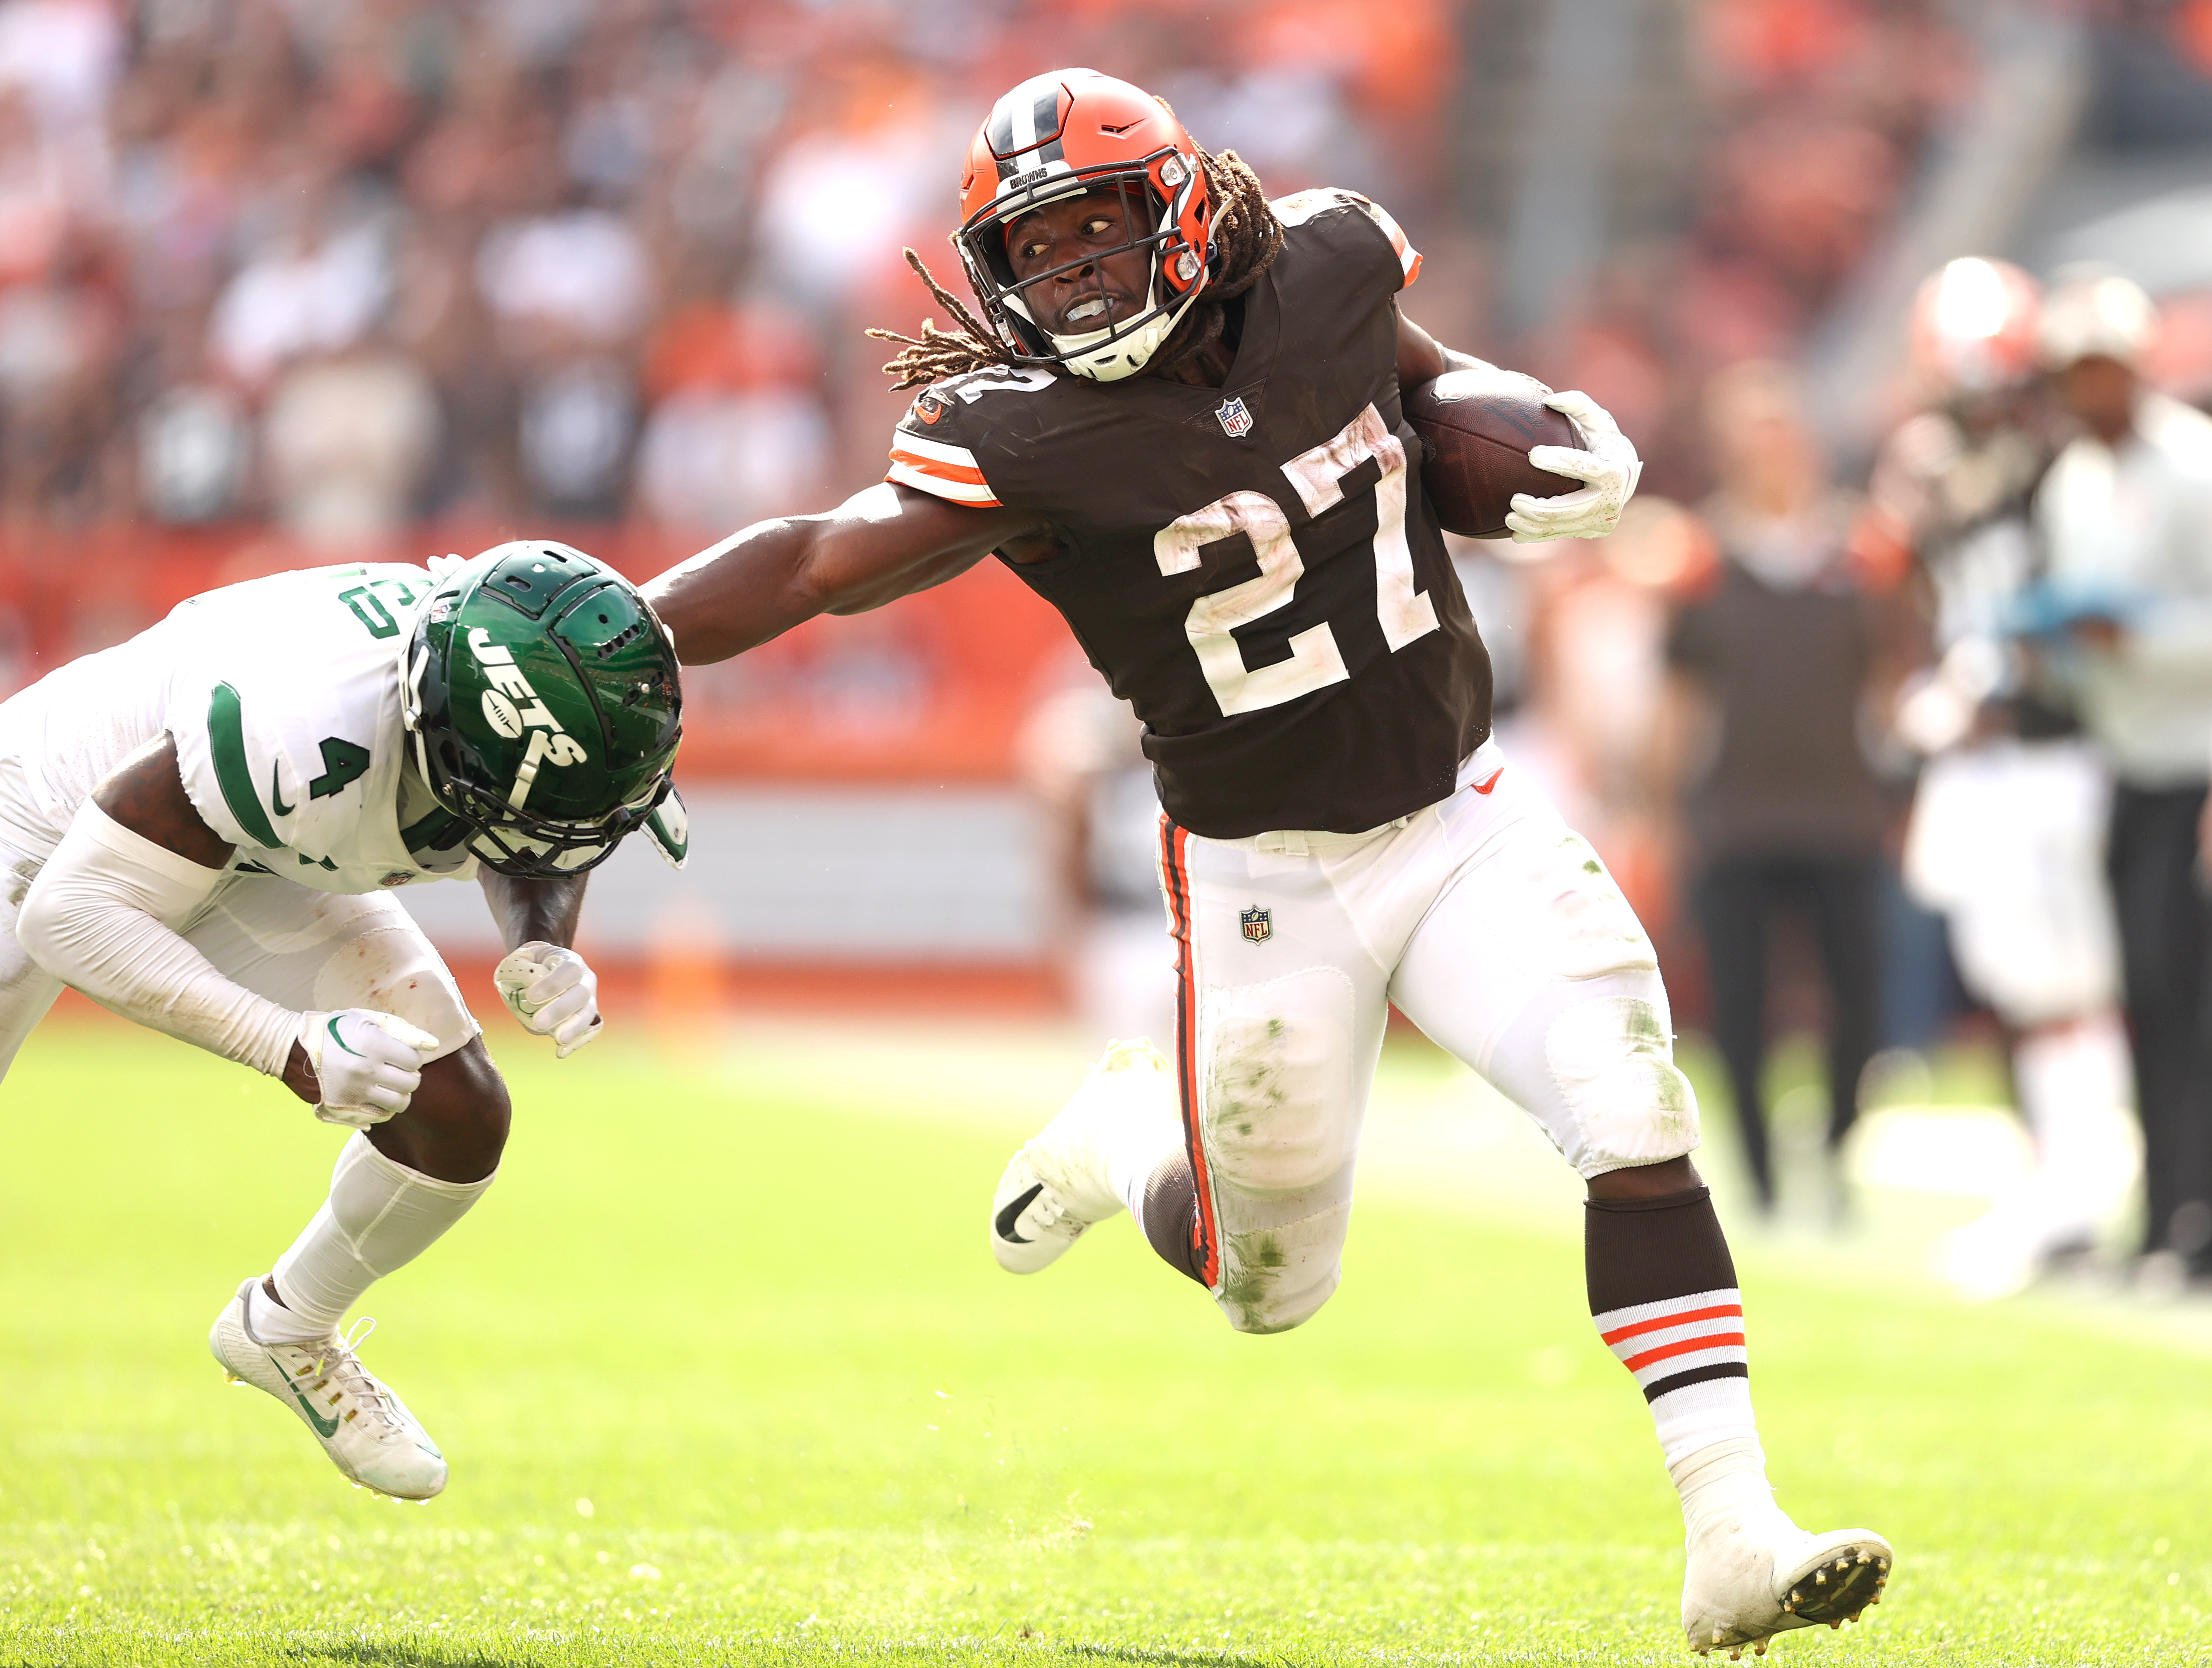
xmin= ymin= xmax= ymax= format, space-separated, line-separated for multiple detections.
xmin=300 ymin=1008 xmax=442 ymax=1129
xmin=1506 ymin=389 xmax=1644 ymax=543
xmin=494 ymin=941 xmax=603 ymax=1059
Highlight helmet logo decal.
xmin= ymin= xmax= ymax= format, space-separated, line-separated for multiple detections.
xmin=481 ymin=690 xmax=524 ymax=737
xmin=466 ymin=626 xmax=590 ymax=808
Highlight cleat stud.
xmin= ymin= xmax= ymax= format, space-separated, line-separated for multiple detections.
xmin=1729 ymin=1651 xmax=1742 ymax=1662
xmin=1869 ymin=1595 xmax=1880 ymax=1605
xmin=1857 ymin=1551 xmax=1871 ymax=1564
xmin=1835 ymin=1558 xmax=1851 ymax=1571
xmin=1712 ymin=1629 xmax=1725 ymax=1646
xmin=1755 ymin=1647 xmax=1768 ymax=1659
xmin=1815 ymin=1570 xmax=1827 ymax=1585
xmin=1877 ymin=1558 xmax=1889 ymax=1571
xmin=1830 ymin=1621 xmax=1842 ymax=1630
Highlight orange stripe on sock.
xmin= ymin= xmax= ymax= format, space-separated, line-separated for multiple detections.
xmin=1600 ymin=1303 xmax=1743 ymax=1346
xmin=1621 ymin=1333 xmax=1747 ymax=1374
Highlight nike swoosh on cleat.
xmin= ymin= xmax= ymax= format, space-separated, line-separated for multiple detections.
xmin=995 ymin=1183 xmax=1044 ymax=1244
xmin=271 ymin=1354 xmax=341 ymax=1438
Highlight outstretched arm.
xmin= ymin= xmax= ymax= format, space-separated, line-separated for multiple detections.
xmin=644 ymin=482 xmax=1046 ymax=666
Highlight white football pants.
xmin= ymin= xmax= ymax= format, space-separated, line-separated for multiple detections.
xmin=1157 ymin=738 xmax=1699 ymax=1334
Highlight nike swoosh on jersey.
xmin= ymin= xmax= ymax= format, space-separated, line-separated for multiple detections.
xmin=270 ymin=763 xmax=294 ymax=817
xmin=272 ymin=1355 xmax=341 ymax=1437
xmin=1472 ymin=767 xmax=1505 ymax=794
xmin=995 ymin=1182 xmax=1044 ymax=1243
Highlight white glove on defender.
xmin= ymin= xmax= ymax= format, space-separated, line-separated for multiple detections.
xmin=300 ymin=1009 xmax=442 ymax=1129
xmin=1507 ymin=388 xmax=1644 ymax=543
xmin=494 ymin=941 xmax=603 ymax=1058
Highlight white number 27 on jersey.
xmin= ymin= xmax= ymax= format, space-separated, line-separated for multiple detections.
xmin=1153 ymin=404 xmax=1439 ymax=716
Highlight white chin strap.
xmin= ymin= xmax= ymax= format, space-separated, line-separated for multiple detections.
xmin=1049 ymin=281 xmax=1203 ymax=383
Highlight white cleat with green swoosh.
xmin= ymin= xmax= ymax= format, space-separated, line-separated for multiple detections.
xmin=208 ymin=1277 xmax=448 ymax=1501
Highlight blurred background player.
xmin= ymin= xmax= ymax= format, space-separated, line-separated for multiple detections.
xmin=649 ymin=68 xmax=1893 ymax=1656
xmin=1880 ymin=258 xmax=2138 ymax=1299
xmin=1661 ymin=361 xmax=1911 ymax=1223
xmin=1017 ymin=667 xmax=1173 ymax=1045
xmin=0 ymin=543 xmax=682 ymax=1498
xmin=2028 ymin=269 xmax=2212 ymax=1288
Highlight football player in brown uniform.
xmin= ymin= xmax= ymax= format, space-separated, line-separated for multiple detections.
xmin=645 ymin=69 xmax=1891 ymax=1656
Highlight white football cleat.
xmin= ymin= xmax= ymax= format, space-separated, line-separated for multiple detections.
xmin=1682 ymin=1487 xmax=1892 ymax=1656
xmin=991 ymin=1038 xmax=1176 ymax=1274
xmin=208 ymin=1277 xmax=448 ymax=1501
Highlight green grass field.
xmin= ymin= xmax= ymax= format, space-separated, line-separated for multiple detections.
xmin=2 ymin=1012 xmax=2207 ymax=1666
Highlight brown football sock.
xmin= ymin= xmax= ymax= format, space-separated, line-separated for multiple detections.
xmin=1139 ymin=1150 xmax=1207 ymax=1285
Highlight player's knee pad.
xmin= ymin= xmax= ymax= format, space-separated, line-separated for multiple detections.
xmin=1192 ymin=967 xmax=1363 ymax=1333
xmin=1214 ymin=1203 xmax=1349 ymax=1335
xmin=1545 ymin=986 xmax=1700 ymax=1177
xmin=1198 ymin=966 xmax=1361 ymax=1197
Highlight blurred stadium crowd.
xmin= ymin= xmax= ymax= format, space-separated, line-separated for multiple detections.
xmin=0 ymin=0 xmax=1986 ymax=540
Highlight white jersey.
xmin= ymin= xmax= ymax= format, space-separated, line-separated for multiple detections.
xmin=0 ymin=563 xmax=475 ymax=895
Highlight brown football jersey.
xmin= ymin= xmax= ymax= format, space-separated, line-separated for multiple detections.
xmin=886 ymin=188 xmax=1493 ymax=839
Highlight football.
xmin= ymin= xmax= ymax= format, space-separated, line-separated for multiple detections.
xmin=1405 ymin=367 xmax=1582 ymax=538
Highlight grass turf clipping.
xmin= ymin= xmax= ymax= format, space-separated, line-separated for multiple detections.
xmin=0 ymin=1017 xmax=2207 ymax=1665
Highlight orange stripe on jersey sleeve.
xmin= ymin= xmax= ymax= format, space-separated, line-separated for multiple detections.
xmin=885 ymin=440 xmax=1002 ymax=508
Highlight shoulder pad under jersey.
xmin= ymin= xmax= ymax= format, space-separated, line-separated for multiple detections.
xmin=1270 ymin=187 xmax=1422 ymax=289
xmin=886 ymin=365 xmax=1057 ymax=508
xmin=166 ymin=565 xmax=422 ymax=864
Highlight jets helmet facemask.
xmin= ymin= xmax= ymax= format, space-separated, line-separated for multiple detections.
xmin=401 ymin=542 xmax=682 ymax=878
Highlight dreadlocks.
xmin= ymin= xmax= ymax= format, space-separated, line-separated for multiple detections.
xmin=869 ymin=147 xmax=1286 ymax=391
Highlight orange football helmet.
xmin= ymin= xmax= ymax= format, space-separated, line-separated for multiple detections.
xmin=1910 ymin=258 xmax=2041 ymax=396
xmin=955 ymin=68 xmax=1216 ymax=382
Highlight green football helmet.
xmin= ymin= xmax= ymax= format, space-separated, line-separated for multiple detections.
xmin=402 ymin=541 xmax=682 ymax=877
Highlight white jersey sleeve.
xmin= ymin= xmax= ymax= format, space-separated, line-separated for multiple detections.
xmin=165 ymin=565 xmax=433 ymax=893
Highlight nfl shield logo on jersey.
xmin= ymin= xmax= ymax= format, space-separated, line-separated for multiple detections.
xmin=1240 ymin=906 xmax=1272 ymax=943
xmin=1215 ymin=396 xmax=1254 ymax=439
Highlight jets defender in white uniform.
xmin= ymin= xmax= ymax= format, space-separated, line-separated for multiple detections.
xmin=0 ymin=543 xmax=683 ymax=1499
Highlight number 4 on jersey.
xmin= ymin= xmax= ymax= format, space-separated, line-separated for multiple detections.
xmin=1155 ymin=404 xmax=1438 ymax=717
xmin=309 ymin=737 xmax=373 ymax=800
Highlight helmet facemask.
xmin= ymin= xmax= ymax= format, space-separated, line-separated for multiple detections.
xmin=958 ymin=150 xmax=1210 ymax=383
